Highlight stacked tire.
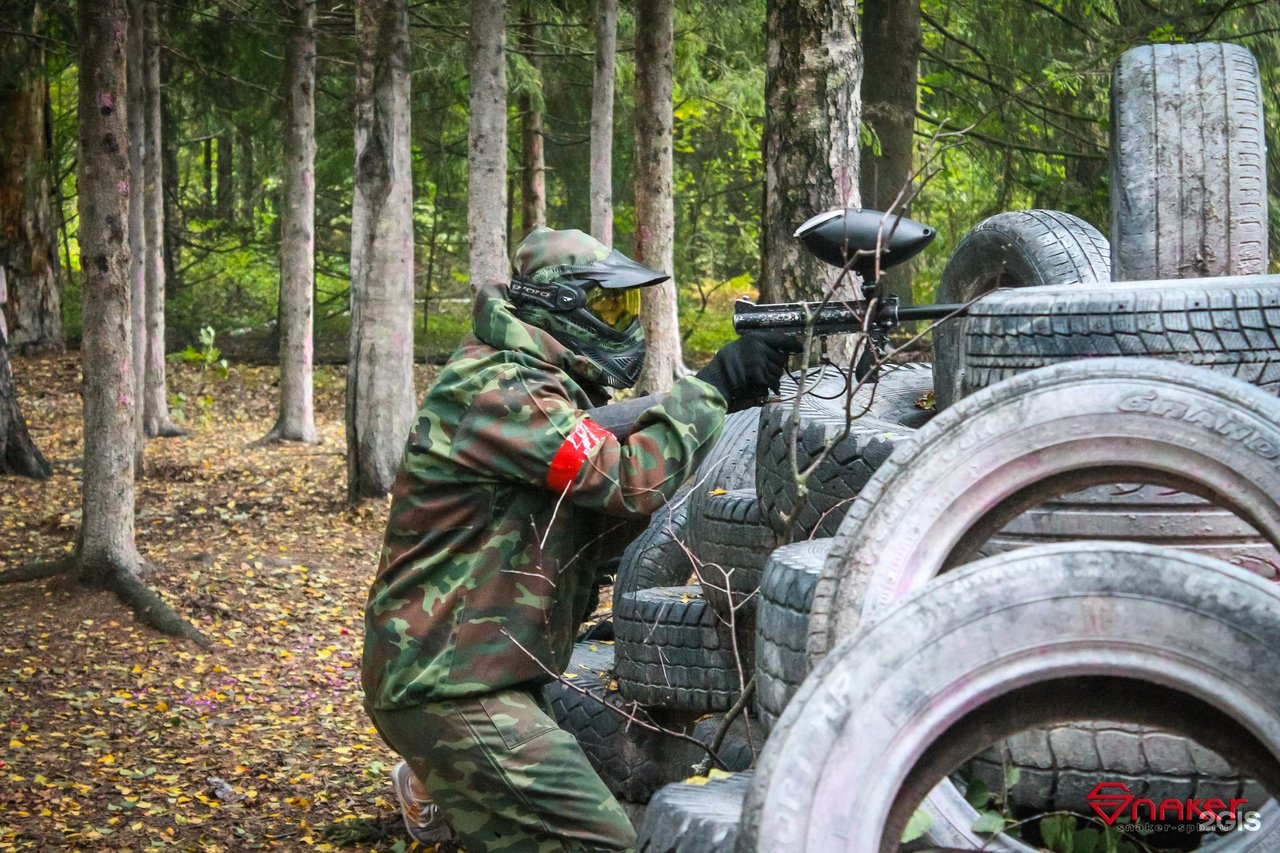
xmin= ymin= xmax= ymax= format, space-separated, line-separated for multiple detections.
xmin=638 ymin=41 xmax=1280 ymax=853
xmin=551 ymin=408 xmax=768 ymax=810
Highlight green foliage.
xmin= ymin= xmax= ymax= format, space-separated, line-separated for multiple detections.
xmin=39 ymin=0 xmax=1280 ymax=358
xmin=901 ymin=807 xmax=932 ymax=843
xmin=1040 ymin=814 xmax=1143 ymax=853
xmin=167 ymin=326 xmax=229 ymax=427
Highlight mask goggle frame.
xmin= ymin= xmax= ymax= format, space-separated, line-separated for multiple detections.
xmin=509 ymin=272 xmax=643 ymax=333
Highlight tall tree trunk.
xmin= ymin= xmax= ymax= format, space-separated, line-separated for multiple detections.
xmin=0 ymin=2 xmax=64 ymax=355
xmin=202 ymin=138 xmax=214 ymax=215
xmin=70 ymin=0 xmax=204 ymax=644
xmin=160 ymin=45 xmax=179 ymax=291
xmin=589 ymin=0 xmax=617 ymax=245
xmin=216 ymin=132 xmax=234 ymax=221
xmin=142 ymin=0 xmax=182 ymax=437
xmin=239 ymin=127 xmax=255 ymax=223
xmin=126 ymin=0 xmax=147 ymax=469
xmin=264 ymin=0 xmax=318 ymax=445
xmin=518 ymin=10 xmax=545 ymax=236
xmin=0 ymin=326 xmax=51 ymax=479
xmin=633 ymin=0 xmax=682 ymax=393
xmin=78 ymin=0 xmax=139 ymax=580
xmin=860 ymin=0 xmax=920 ymax=313
xmin=467 ymin=0 xmax=509 ymax=293
xmin=347 ymin=0 xmax=415 ymax=500
xmin=761 ymin=0 xmax=862 ymax=366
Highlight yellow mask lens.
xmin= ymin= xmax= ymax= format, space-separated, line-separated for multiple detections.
xmin=585 ymin=287 xmax=641 ymax=331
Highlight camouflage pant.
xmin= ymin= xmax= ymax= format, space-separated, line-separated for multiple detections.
xmin=369 ymin=688 xmax=636 ymax=852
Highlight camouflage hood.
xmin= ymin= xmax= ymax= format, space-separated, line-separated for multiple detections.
xmin=472 ymin=283 xmax=613 ymax=394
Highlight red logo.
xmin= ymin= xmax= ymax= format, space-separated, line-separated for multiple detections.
xmin=1087 ymin=782 xmax=1133 ymax=825
xmin=1086 ymin=781 xmax=1249 ymax=826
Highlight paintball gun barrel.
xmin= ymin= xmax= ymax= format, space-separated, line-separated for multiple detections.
xmin=732 ymin=208 xmax=964 ymax=367
xmin=732 ymin=297 xmax=966 ymax=337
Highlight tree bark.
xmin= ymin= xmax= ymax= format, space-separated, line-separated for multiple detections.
xmin=762 ymin=0 xmax=863 ymax=366
xmin=141 ymin=0 xmax=182 ymax=437
xmin=160 ymin=44 xmax=179 ymax=291
xmin=590 ymin=0 xmax=618 ymax=245
xmin=0 ymin=326 xmax=51 ymax=479
xmin=518 ymin=9 xmax=546 ymax=237
xmin=634 ymin=0 xmax=682 ymax=393
xmin=263 ymin=0 xmax=318 ymax=445
xmin=0 ymin=2 xmax=64 ymax=355
xmin=73 ymin=0 xmax=205 ymax=644
xmin=239 ymin=126 xmax=255 ymax=223
xmin=126 ymin=0 xmax=147 ymax=470
xmin=467 ymin=0 xmax=509 ymax=293
xmin=860 ymin=0 xmax=921 ymax=313
xmin=347 ymin=0 xmax=415 ymax=500
xmin=216 ymin=132 xmax=234 ymax=222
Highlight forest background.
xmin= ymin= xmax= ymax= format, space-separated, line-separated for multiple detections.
xmin=7 ymin=0 xmax=1280 ymax=366
xmin=2 ymin=0 xmax=1280 ymax=850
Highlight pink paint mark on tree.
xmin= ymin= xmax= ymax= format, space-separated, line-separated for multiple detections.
xmin=98 ymin=92 xmax=115 ymax=111
xmin=118 ymin=180 xmax=130 ymax=197
xmin=118 ymin=393 xmax=132 ymax=408
xmin=636 ymin=225 xmax=653 ymax=262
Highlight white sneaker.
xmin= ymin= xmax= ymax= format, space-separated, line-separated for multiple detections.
xmin=390 ymin=760 xmax=457 ymax=846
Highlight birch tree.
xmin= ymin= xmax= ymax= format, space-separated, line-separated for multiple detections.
xmin=347 ymin=0 xmax=415 ymax=500
xmin=1 ymin=0 xmax=206 ymax=643
xmin=761 ymin=0 xmax=863 ymax=366
xmin=141 ymin=0 xmax=183 ymax=436
xmin=262 ymin=0 xmax=318 ymax=445
xmin=861 ymin=0 xmax=921 ymax=312
xmin=518 ymin=6 xmax=545 ymax=235
xmin=589 ymin=0 xmax=618 ymax=245
xmin=633 ymin=0 xmax=682 ymax=394
xmin=468 ymin=0 xmax=509 ymax=291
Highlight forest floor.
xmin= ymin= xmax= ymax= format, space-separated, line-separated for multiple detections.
xmin=0 ymin=350 xmax=449 ymax=852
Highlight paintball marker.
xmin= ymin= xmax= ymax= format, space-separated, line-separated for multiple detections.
xmin=733 ymin=208 xmax=966 ymax=380
xmin=589 ymin=209 xmax=961 ymax=438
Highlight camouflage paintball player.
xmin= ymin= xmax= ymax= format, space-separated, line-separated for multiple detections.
xmin=361 ymin=228 xmax=798 ymax=852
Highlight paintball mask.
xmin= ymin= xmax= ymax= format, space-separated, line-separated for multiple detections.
xmin=509 ymin=228 xmax=669 ymax=389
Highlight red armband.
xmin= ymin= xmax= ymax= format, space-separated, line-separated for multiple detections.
xmin=547 ymin=418 xmax=612 ymax=493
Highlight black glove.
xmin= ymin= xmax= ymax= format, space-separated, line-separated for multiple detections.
xmin=696 ymin=331 xmax=802 ymax=406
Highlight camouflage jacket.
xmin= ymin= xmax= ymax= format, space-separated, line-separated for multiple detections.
xmin=361 ymin=285 xmax=727 ymax=708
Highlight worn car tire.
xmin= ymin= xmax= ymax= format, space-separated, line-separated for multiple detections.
xmin=800 ymin=359 xmax=1280 ymax=847
xmin=615 ymin=488 xmax=696 ymax=597
xmin=543 ymin=642 xmax=676 ymax=803
xmin=688 ymin=489 xmax=777 ymax=658
xmin=639 ymin=771 xmax=752 ymax=853
xmin=960 ymin=276 xmax=1280 ymax=396
xmin=1110 ymin=42 xmax=1268 ymax=281
xmin=755 ymin=369 xmax=909 ymax=541
xmin=753 ymin=539 xmax=830 ymax=734
xmin=965 ymin=719 xmax=1257 ymax=819
xmin=810 ymin=357 xmax=1280 ymax=660
xmin=614 ymin=586 xmax=744 ymax=713
xmin=980 ymin=483 xmax=1280 ymax=581
xmin=693 ymin=407 xmax=760 ymax=492
xmin=741 ymin=544 xmax=1280 ymax=852
xmin=932 ymin=210 xmax=1110 ymax=409
xmin=546 ymin=643 xmax=761 ymax=804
